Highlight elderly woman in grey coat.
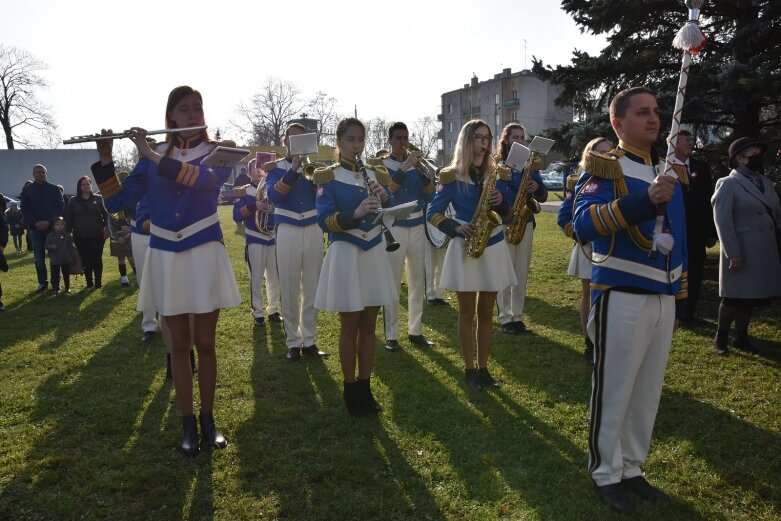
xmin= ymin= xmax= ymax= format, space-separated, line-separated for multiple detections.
xmin=711 ymin=137 xmax=781 ymax=356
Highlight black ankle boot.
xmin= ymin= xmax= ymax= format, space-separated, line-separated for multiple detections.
xmin=733 ymin=331 xmax=757 ymax=353
xmin=713 ymin=329 xmax=729 ymax=356
xmin=199 ymin=412 xmax=228 ymax=449
xmin=357 ymin=378 xmax=381 ymax=414
xmin=189 ymin=350 xmax=198 ymax=375
xmin=343 ymin=381 xmax=366 ymax=416
xmin=180 ymin=415 xmax=199 ymax=456
xmin=166 ymin=353 xmax=172 ymax=379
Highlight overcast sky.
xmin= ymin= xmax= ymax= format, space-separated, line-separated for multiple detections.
xmin=2 ymin=0 xmax=605 ymax=148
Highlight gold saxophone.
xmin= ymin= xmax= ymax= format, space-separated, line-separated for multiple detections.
xmin=465 ymin=163 xmax=511 ymax=258
xmin=505 ymin=154 xmax=542 ymax=245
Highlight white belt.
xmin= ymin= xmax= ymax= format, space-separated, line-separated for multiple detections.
xmin=398 ymin=209 xmax=423 ymax=220
xmin=275 ymin=208 xmax=317 ymax=220
xmin=344 ymin=226 xmax=382 ymax=242
xmin=245 ymin=227 xmax=274 ymax=240
xmin=150 ymin=213 xmax=220 ymax=242
xmin=592 ymin=253 xmax=683 ymax=284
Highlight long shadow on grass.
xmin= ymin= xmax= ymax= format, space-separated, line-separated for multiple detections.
xmin=0 ymin=281 xmax=134 ymax=353
xmin=654 ymin=388 xmax=781 ymax=516
xmin=233 ymin=323 xmax=445 ymax=520
xmin=0 ymin=319 xmax=213 ymax=520
xmin=374 ymin=338 xmax=594 ymax=520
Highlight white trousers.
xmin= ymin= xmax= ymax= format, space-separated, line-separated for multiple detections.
xmin=497 ymin=222 xmax=533 ymax=324
xmin=587 ymin=290 xmax=675 ymax=486
xmin=246 ymin=242 xmax=280 ymax=318
xmin=275 ymin=223 xmax=323 ymax=348
xmin=383 ymin=224 xmax=426 ymax=339
xmin=131 ymin=232 xmax=158 ymax=333
xmin=425 ymin=239 xmax=447 ymax=300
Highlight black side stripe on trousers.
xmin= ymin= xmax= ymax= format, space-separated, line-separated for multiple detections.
xmin=588 ymin=291 xmax=610 ymax=476
xmin=245 ymin=244 xmax=259 ymax=314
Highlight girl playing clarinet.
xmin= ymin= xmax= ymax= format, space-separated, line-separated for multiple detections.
xmin=314 ymin=117 xmax=397 ymax=416
xmin=426 ymin=120 xmax=516 ymax=390
xmin=92 ymin=86 xmax=240 ymax=455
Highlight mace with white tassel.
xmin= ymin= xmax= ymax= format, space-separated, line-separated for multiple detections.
xmin=651 ymin=0 xmax=708 ymax=258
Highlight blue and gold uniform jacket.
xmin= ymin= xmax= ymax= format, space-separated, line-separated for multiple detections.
xmin=131 ymin=196 xmax=151 ymax=236
xmin=572 ymin=142 xmax=688 ymax=317
xmin=91 ymin=136 xmax=231 ymax=253
xmin=556 ymin=174 xmax=578 ymax=240
xmin=266 ymin=158 xmax=318 ymax=227
xmin=232 ymin=183 xmax=275 ymax=246
xmin=497 ymin=168 xmax=548 ymax=228
xmin=383 ymin=154 xmax=434 ymax=227
xmin=315 ymin=157 xmax=392 ymax=250
xmin=426 ymin=165 xmax=511 ymax=248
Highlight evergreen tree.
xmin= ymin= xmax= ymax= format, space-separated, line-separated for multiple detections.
xmin=533 ymin=0 xmax=781 ymax=178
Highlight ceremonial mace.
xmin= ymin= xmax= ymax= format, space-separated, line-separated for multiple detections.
xmin=651 ymin=0 xmax=708 ymax=258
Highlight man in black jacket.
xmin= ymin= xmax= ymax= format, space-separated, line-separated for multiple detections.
xmin=20 ymin=164 xmax=65 ymax=292
xmin=674 ymin=130 xmax=717 ymax=321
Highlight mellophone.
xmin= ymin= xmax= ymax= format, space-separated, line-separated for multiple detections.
xmin=62 ymin=125 xmax=208 ymax=145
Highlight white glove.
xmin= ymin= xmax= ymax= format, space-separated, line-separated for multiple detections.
xmin=653 ymin=232 xmax=675 ymax=255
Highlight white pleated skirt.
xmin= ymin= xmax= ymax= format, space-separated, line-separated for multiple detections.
xmin=440 ymin=236 xmax=517 ymax=292
xmin=567 ymin=242 xmax=593 ymax=279
xmin=315 ymin=240 xmax=398 ymax=312
xmin=137 ymin=241 xmax=241 ymax=316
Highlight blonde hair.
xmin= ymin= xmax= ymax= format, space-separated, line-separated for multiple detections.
xmin=449 ymin=119 xmax=495 ymax=183
xmin=578 ymin=137 xmax=613 ymax=172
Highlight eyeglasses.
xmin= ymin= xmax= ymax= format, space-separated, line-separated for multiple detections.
xmin=473 ymin=134 xmax=492 ymax=142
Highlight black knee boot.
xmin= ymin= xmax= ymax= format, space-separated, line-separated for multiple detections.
xmin=180 ymin=415 xmax=199 ymax=456
xmin=199 ymin=412 xmax=228 ymax=449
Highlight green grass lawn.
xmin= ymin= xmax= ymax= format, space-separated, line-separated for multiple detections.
xmin=0 ymin=208 xmax=779 ymax=520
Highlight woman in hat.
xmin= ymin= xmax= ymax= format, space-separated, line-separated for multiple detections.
xmin=711 ymin=137 xmax=781 ymax=355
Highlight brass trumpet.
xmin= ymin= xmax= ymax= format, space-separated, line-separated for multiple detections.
xmin=302 ymin=157 xmax=326 ymax=180
xmin=403 ymin=143 xmax=439 ymax=183
xmin=63 ymin=125 xmax=208 ymax=145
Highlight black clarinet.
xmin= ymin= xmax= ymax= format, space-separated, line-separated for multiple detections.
xmin=356 ymin=155 xmax=400 ymax=252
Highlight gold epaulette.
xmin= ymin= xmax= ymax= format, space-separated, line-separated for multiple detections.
xmin=263 ymin=160 xmax=279 ymax=172
xmin=671 ymin=163 xmax=689 ymax=186
xmin=438 ymin=166 xmax=457 ymax=184
xmin=368 ymin=164 xmax=391 ymax=185
xmin=366 ymin=157 xmax=384 ymax=167
xmin=213 ymin=139 xmax=237 ymax=148
xmin=566 ymin=173 xmax=579 ymax=192
xmin=233 ymin=185 xmax=248 ymax=197
xmin=583 ymin=150 xmax=624 ymax=180
xmin=313 ymin=164 xmax=337 ymax=185
xmin=497 ymin=164 xmax=512 ymax=182
xmin=531 ymin=157 xmax=542 ymax=169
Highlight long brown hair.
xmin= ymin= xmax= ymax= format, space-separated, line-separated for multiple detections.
xmin=495 ymin=122 xmax=526 ymax=162
xmin=449 ymin=119 xmax=494 ymax=183
xmin=75 ymin=176 xmax=93 ymax=197
xmin=163 ymin=86 xmax=210 ymax=157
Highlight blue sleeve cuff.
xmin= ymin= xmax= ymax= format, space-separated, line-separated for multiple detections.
xmin=439 ymin=218 xmax=460 ymax=238
xmin=337 ymin=211 xmax=360 ymax=230
xmin=281 ymin=168 xmax=300 ymax=186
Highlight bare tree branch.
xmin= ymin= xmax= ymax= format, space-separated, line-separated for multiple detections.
xmin=232 ymin=77 xmax=305 ymax=146
xmin=0 ymin=44 xmax=57 ymax=149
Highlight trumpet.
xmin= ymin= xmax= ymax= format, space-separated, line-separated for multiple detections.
xmin=403 ymin=143 xmax=439 ymax=183
xmin=302 ymin=157 xmax=326 ymax=180
xmin=356 ymin=155 xmax=400 ymax=252
xmin=63 ymin=125 xmax=208 ymax=145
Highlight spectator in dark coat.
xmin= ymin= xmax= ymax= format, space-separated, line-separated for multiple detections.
xmin=20 ymin=164 xmax=65 ymax=292
xmin=65 ymin=176 xmax=108 ymax=288
xmin=0 ymin=205 xmax=8 ymax=310
xmin=22 ymin=181 xmax=33 ymax=252
xmin=5 ymin=202 xmax=25 ymax=253
xmin=672 ymin=130 xmax=717 ymax=322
